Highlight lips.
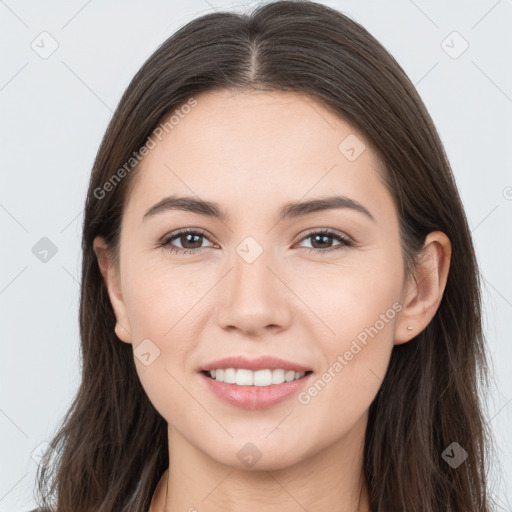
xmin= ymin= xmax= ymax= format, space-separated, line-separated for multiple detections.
xmin=200 ymin=354 xmax=312 ymax=373
xmin=198 ymin=354 xmax=314 ymax=409
xmin=199 ymin=370 xmax=313 ymax=409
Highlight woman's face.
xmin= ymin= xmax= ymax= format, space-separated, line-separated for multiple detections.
xmin=97 ymin=89 xmax=413 ymax=470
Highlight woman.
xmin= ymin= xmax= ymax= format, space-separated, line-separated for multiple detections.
xmin=33 ymin=1 xmax=494 ymax=511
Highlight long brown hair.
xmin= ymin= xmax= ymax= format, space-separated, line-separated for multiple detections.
xmin=34 ymin=1 xmax=495 ymax=510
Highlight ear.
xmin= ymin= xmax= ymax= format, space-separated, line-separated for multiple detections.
xmin=395 ymin=231 xmax=451 ymax=345
xmin=93 ymin=236 xmax=133 ymax=344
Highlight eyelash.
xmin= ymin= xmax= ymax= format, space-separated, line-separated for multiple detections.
xmin=158 ymin=228 xmax=353 ymax=256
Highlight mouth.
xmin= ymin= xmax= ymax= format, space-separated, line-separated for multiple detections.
xmin=201 ymin=368 xmax=314 ymax=386
xmin=197 ymin=355 xmax=314 ymax=409
xmin=198 ymin=368 xmax=314 ymax=410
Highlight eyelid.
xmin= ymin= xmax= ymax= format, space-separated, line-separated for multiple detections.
xmin=293 ymin=227 xmax=353 ymax=245
xmin=159 ymin=227 xmax=216 ymax=247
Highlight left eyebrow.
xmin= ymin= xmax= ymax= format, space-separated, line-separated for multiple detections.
xmin=278 ymin=195 xmax=375 ymax=222
xmin=142 ymin=194 xmax=375 ymax=223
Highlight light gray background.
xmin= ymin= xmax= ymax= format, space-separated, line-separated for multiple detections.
xmin=1 ymin=0 xmax=511 ymax=510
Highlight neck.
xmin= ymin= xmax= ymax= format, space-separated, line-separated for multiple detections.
xmin=151 ymin=414 xmax=371 ymax=512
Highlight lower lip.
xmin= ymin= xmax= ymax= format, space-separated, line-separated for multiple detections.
xmin=199 ymin=371 xmax=313 ymax=410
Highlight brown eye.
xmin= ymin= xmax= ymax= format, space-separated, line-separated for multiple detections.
xmin=160 ymin=229 xmax=214 ymax=255
xmin=296 ymin=229 xmax=353 ymax=254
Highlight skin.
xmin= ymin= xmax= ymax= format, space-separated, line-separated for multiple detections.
xmin=93 ymin=89 xmax=451 ymax=512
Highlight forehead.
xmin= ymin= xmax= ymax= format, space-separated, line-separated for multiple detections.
xmin=124 ymin=89 xmax=392 ymax=223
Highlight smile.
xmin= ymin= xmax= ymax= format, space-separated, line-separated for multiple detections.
xmin=199 ymin=369 xmax=313 ymax=410
xmin=204 ymin=368 xmax=311 ymax=386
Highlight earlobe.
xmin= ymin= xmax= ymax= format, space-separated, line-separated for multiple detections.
xmin=114 ymin=321 xmax=132 ymax=343
xmin=395 ymin=231 xmax=451 ymax=345
xmin=93 ymin=236 xmax=133 ymax=344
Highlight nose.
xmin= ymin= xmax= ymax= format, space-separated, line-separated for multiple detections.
xmin=215 ymin=248 xmax=293 ymax=338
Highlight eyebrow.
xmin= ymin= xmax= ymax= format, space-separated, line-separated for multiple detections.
xmin=142 ymin=194 xmax=375 ymax=223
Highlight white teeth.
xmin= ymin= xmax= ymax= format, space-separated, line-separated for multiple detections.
xmin=235 ymin=369 xmax=253 ymax=386
xmin=271 ymin=369 xmax=285 ymax=384
xmin=253 ymin=369 xmax=272 ymax=386
xmin=285 ymin=370 xmax=295 ymax=382
xmin=223 ymin=368 xmax=236 ymax=384
xmin=208 ymin=368 xmax=307 ymax=386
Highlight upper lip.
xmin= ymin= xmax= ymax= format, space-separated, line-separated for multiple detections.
xmin=200 ymin=355 xmax=312 ymax=373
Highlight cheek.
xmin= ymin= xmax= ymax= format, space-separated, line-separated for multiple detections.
xmin=292 ymin=255 xmax=402 ymax=422
xmin=121 ymin=252 xmax=203 ymax=339
xmin=119 ymin=256 xmax=212 ymax=421
xmin=290 ymin=248 xmax=403 ymax=342
xmin=296 ymin=316 xmax=396 ymax=444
